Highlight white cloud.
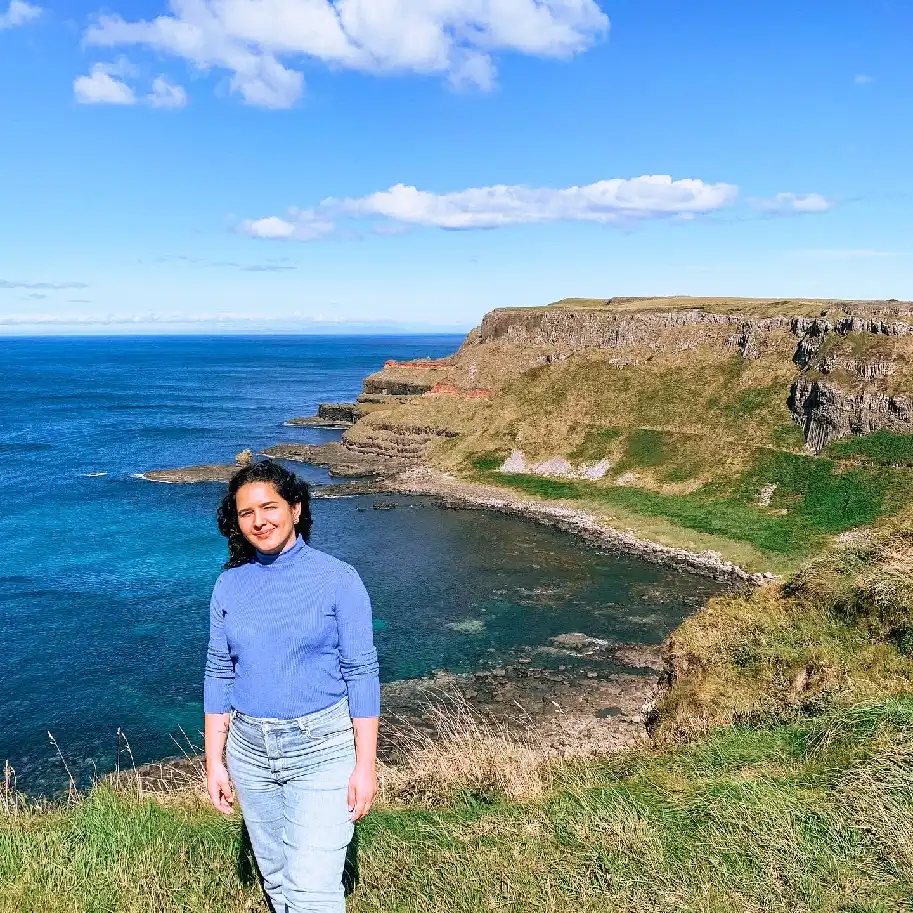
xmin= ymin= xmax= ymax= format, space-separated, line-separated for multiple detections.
xmin=854 ymin=73 xmax=874 ymax=85
xmin=74 ymin=62 xmax=137 ymax=105
xmin=347 ymin=176 xmax=738 ymax=228
xmin=0 ymin=1 xmax=41 ymax=29
xmin=74 ymin=62 xmax=189 ymax=108
xmin=241 ymin=174 xmax=739 ymax=239
xmin=146 ymin=75 xmax=188 ymax=108
xmin=242 ymin=210 xmax=336 ymax=240
xmin=751 ymin=192 xmax=834 ymax=214
xmin=83 ymin=0 xmax=609 ymax=108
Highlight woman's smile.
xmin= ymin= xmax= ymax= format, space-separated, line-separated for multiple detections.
xmin=234 ymin=480 xmax=302 ymax=555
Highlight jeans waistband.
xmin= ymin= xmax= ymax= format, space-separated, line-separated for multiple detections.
xmin=230 ymin=696 xmax=349 ymax=732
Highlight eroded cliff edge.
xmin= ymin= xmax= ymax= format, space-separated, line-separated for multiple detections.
xmin=270 ymin=295 xmax=913 ymax=576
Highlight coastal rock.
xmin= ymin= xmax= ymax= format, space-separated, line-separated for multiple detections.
xmin=286 ymin=402 xmax=365 ymax=429
xmin=262 ymin=442 xmax=406 ymax=478
xmin=579 ymin=459 xmax=612 ymax=480
xmin=786 ymin=312 xmax=913 ymax=450
xmin=757 ymin=483 xmax=777 ymax=507
xmin=311 ymin=480 xmax=384 ymax=498
xmin=319 ymin=402 xmax=364 ymax=423
xmin=140 ymin=464 xmax=237 ymax=483
xmin=532 ymin=456 xmax=574 ymax=478
xmin=374 ymin=650 xmax=665 ymax=763
xmin=499 ymin=450 xmax=527 ymax=473
xmin=362 ymin=376 xmax=435 ymax=396
xmin=235 ymin=449 xmax=253 ymax=467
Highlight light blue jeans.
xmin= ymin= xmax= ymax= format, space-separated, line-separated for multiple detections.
xmin=226 ymin=696 xmax=357 ymax=913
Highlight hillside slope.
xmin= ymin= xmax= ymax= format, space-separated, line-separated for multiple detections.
xmin=339 ymin=296 xmax=913 ymax=573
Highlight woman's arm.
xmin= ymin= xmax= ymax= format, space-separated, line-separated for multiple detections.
xmin=203 ymin=583 xmax=236 ymax=814
xmin=348 ymin=716 xmax=379 ymax=821
xmin=334 ymin=565 xmax=381 ymax=821
xmin=204 ymin=712 xmax=234 ymax=814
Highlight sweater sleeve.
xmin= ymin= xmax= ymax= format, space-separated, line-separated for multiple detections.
xmin=334 ymin=565 xmax=381 ymax=718
xmin=203 ymin=582 xmax=235 ymax=714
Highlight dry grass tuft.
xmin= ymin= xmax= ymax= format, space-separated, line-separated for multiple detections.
xmin=378 ymin=689 xmax=547 ymax=806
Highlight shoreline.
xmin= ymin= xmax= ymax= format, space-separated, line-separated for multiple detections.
xmin=136 ymin=449 xmax=772 ymax=583
xmin=379 ymin=467 xmax=772 ymax=585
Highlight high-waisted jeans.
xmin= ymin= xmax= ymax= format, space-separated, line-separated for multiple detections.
xmin=226 ymin=696 xmax=357 ymax=913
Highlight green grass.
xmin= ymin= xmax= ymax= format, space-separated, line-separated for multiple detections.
xmin=469 ymin=450 xmax=509 ymax=473
xmin=489 ymin=472 xmax=809 ymax=555
xmin=619 ymin=429 xmax=666 ymax=469
xmin=474 ymin=448 xmax=902 ymax=560
xmin=732 ymin=450 xmax=894 ymax=532
xmin=771 ymin=422 xmax=807 ymax=450
xmin=568 ymin=428 xmax=623 ymax=461
xmin=725 ymin=383 xmax=787 ymax=420
xmin=827 ymin=431 xmax=913 ymax=466
xmin=654 ymin=515 xmax=913 ymax=740
xmin=5 ymin=699 xmax=913 ymax=912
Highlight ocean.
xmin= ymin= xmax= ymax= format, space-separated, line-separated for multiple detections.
xmin=0 ymin=335 xmax=721 ymax=793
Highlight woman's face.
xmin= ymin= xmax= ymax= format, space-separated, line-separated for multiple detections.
xmin=235 ymin=482 xmax=302 ymax=554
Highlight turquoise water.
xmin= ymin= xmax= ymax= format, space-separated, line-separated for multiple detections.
xmin=0 ymin=336 xmax=721 ymax=793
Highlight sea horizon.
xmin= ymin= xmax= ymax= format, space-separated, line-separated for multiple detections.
xmin=0 ymin=329 xmax=472 ymax=339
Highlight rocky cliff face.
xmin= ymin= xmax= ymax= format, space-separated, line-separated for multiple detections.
xmin=788 ymin=316 xmax=913 ymax=450
xmin=339 ymin=297 xmax=913 ymax=465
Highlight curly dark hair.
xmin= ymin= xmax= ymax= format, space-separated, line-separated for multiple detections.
xmin=217 ymin=460 xmax=313 ymax=569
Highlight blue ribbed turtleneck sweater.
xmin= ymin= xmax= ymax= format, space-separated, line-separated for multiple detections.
xmin=203 ymin=535 xmax=381 ymax=719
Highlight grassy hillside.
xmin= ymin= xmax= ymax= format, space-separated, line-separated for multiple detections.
xmin=654 ymin=511 xmax=913 ymax=740
xmin=6 ymin=695 xmax=913 ymax=912
xmin=355 ymin=302 xmax=913 ymax=573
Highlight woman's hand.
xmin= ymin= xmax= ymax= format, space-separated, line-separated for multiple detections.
xmin=207 ymin=761 xmax=235 ymax=815
xmin=347 ymin=762 xmax=377 ymax=822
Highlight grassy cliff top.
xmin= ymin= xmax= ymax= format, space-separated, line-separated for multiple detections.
xmin=489 ymin=295 xmax=913 ymax=318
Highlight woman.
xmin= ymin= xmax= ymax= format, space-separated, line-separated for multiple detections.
xmin=203 ymin=459 xmax=380 ymax=913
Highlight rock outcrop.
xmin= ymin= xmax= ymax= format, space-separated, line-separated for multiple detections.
xmin=141 ymin=464 xmax=238 ymax=483
xmin=789 ymin=379 xmax=913 ymax=452
xmin=286 ymin=402 xmax=365 ymax=428
xmin=787 ymin=314 xmax=913 ymax=450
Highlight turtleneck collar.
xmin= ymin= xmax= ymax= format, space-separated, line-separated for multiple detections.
xmin=254 ymin=533 xmax=307 ymax=567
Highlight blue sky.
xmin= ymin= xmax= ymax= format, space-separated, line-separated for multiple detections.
xmin=0 ymin=0 xmax=911 ymax=334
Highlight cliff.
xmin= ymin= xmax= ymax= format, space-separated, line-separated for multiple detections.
xmin=321 ymin=296 xmax=913 ymax=572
